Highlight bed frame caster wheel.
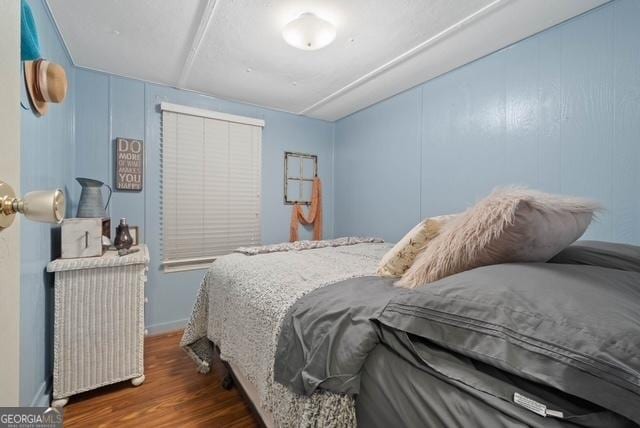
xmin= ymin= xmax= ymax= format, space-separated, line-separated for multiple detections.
xmin=131 ymin=375 xmax=145 ymax=386
xmin=222 ymin=373 xmax=234 ymax=390
xmin=51 ymin=397 xmax=69 ymax=408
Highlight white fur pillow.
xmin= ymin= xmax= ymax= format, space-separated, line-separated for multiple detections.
xmin=377 ymin=214 xmax=457 ymax=277
xmin=397 ymin=188 xmax=601 ymax=288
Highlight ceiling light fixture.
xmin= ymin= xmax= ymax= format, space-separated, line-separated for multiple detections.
xmin=282 ymin=13 xmax=336 ymax=51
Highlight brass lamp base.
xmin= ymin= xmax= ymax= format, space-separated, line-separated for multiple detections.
xmin=0 ymin=181 xmax=17 ymax=230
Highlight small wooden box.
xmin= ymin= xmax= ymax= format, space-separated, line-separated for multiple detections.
xmin=61 ymin=218 xmax=104 ymax=258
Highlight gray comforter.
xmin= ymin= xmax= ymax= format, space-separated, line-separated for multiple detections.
xmin=274 ymin=263 xmax=640 ymax=426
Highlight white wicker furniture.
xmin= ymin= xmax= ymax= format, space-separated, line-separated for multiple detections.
xmin=47 ymin=245 xmax=149 ymax=407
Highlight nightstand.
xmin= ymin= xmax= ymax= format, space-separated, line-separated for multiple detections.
xmin=46 ymin=245 xmax=149 ymax=407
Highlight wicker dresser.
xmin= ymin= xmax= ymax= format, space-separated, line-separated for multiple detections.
xmin=47 ymin=245 xmax=149 ymax=407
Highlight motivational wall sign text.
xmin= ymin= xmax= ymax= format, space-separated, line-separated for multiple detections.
xmin=115 ymin=138 xmax=144 ymax=191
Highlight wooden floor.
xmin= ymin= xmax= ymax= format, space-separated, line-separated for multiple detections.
xmin=63 ymin=331 xmax=260 ymax=428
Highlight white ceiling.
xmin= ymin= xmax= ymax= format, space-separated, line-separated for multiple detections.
xmin=47 ymin=0 xmax=608 ymax=121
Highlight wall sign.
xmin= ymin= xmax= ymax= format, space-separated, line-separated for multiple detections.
xmin=115 ymin=138 xmax=144 ymax=191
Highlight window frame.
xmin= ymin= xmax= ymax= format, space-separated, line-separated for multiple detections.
xmin=283 ymin=151 xmax=318 ymax=205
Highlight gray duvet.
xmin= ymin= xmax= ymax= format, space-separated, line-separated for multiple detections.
xmin=356 ymin=336 xmax=630 ymax=427
xmin=274 ymin=263 xmax=640 ymax=426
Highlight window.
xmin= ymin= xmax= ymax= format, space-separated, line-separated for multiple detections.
xmin=160 ymin=102 xmax=263 ymax=272
xmin=284 ymin=152 xmax=317 ymax=205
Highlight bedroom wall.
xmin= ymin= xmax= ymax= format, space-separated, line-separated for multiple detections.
xmin=73 ymin=69 xmax=336 ymax=334
xmin=19 ymin=1 xmax=335 ymax=403
xmin=20 ymin=0 xmax=76 ymax=406
xmin=335 ymin=0 xmax=640 ymax=245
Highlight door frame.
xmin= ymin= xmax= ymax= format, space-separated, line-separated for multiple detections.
xmin=0 ymin=0 xmax=22 ymax=406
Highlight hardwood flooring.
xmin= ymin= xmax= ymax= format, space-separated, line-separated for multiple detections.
xmin=62 ymin=331 xmax=260 ymax=428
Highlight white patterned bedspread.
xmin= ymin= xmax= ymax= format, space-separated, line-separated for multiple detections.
xmin=180 ymin=238 xmax=391 ymax=427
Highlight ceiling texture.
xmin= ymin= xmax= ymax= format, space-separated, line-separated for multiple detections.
xmin=47 ymin=0 xmax=608 ymax=121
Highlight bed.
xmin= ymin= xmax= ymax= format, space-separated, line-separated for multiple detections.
xmin=181 ymin=238 xmax=640 ymax=427
xmin=180 ymin=237 xmax=389 ymax=426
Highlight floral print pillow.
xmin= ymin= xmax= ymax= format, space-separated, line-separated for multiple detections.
xmin=376 ymin=214 xmax=457 ymax=277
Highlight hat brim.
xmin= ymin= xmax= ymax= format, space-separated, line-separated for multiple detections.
xmin=24 ymin=61 xmax=47 ymax=116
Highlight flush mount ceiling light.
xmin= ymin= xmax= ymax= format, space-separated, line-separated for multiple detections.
xmin=282 ymin=13 xmax=336 ymax=51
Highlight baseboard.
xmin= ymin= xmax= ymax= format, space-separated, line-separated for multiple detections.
xmin=145 ymin=318 xmax=187 ymax=336
xmin=29 ymin=377 xmax=51 ymax=407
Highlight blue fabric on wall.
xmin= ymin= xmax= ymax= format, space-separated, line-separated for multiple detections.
xmin=21 ymin=0 xmax=41 ymax=60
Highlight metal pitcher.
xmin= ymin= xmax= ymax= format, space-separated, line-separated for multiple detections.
xmin=76 ymin=177 xmax=112 ymax=218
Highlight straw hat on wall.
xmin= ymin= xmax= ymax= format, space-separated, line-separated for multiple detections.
xmin=24 ymin=59 xmax=68 ymax=116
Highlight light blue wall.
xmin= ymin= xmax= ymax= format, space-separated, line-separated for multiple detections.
xmin=19 ymin=0 xmax=334 ymax=402
xmin=73 ymin=70 xmax=336 ymax=333
xmin=20 ymin=0 xmax=76 ymax=406
xmin=335 ymin=0 xmax=640 ymax=245
xmin=20 ymin=0 xmax=640 ymax=407
xmin=334 ymin=88 xmax=422 ymax=242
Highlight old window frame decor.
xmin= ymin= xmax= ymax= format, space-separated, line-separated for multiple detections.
xmin=284 ymin=151 xmax=317 ymax=205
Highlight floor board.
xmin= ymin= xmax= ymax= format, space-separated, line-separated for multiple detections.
xmin=62 ymin=331 xmax=260 ymax=428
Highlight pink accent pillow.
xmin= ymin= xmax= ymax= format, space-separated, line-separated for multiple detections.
xmin=397 ymin=188 xmax=601 ymax=288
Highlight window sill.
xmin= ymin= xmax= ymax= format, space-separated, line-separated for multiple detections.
xmin=162 ymin=258 xmax=216 ymax=273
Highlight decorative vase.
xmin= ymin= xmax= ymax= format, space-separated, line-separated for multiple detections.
xmin=114 ymin=218 xmax=133 ymax=250
xmin=76 ymin=177 xmax=112 ymax=218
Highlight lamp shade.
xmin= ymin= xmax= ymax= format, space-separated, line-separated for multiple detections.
xmin=282 ymin=13 xmax=336 ymax=51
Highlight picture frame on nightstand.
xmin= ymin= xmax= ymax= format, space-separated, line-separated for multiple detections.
xmin=129 ymin=226 xmax=140 ymax=245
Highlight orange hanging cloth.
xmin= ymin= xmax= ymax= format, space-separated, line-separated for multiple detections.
xmin=290 ymin=177 xmax=323 ymax=242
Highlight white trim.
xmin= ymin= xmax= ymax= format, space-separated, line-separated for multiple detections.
xmin=43 ymin=0 xmax=76 ymax=65
xmin=177 ymin=0 xmax=220 ymax=88
xmin=160 ymin=102 xmax=265 ymax=127
xmin=162 ymin=263 xmax=212 ymax=273
xmin=72 ymin=65 xmax=299 ymax=118
xmin=0 ymin=0 xmax=21 ymax=406
xmin=162 ymin=256 xmax=216 ymax=273
xmin=298 ymin=0 xmax=505 ymax=115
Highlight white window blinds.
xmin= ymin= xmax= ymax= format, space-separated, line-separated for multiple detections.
xmin=161 ymin=103 xmax=263 ymax=272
